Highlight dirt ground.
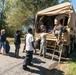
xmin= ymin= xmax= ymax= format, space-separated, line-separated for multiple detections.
xmin=0 ymin=44 xmax=75 ymax=75
xmin=44 ymin=48 xmax=76 ymax=75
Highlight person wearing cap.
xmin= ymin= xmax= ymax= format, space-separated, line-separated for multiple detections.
xmin=14 ymin=30 xmax=21 ymax=57
xmin=0 ymin=29 xmax=6 ymax=54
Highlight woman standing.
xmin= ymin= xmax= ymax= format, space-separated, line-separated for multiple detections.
xmin=0 ymin=30 xmax=1 ymax=54
xmin=0 ymin=29 xmax=6 ymax=54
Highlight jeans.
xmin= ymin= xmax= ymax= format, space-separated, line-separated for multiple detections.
xmin=40 ymin=41 xmax=46 ymax=55
xmin=0 ymin=42 xmax=1 ymax=49
xmin=15 ymin=44 xmax=20 ymax=57
xmin=23 ymin=51 xmax=33 ymax=67
xmin=0 ymin=42 xmax=6 ymax=50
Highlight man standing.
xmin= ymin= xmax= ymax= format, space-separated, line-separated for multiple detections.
xmin=14 ymin=30 xmax=21 ymax=57
xmin=23 ymin=28 xmax=36 ymax=70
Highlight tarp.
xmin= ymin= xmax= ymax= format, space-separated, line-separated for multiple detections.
xmin=35 ymin=2 xmax=76 ymax=28
xmin=37 ymin=2 xmax=73 ymax=16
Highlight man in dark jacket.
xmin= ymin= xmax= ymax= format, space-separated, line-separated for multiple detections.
xmin=14 ymin=30 xmax=21 ymax=57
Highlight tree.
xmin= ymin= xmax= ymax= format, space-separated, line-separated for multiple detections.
xmin=2 ymin=0 xmax=71 ymax=37
xmin=0 ymin=0 xmax=6 ymax=30
xmin=5 ymin=0 xmax=59 ymax=27
xmin=60 ymin=0 xmax=71 ymax=3
xmin=21 ymin=0 xmax=59 ymax=23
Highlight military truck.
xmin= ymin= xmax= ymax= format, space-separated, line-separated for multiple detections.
xmin=34 ymin=2 xmax=76 ymax=57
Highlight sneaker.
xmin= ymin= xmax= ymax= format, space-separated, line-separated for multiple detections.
xmin=2 ymin=51 xmax=6 ymax=55
xmin=23 ymin=65 xmax=29 ymax=70
xmin=28 ymin=63 xmax=33 ymax=66
xmin=23 ymin=67 xmax=30 ymax=70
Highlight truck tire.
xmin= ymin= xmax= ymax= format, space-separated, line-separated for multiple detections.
xmin=70 ymin=37 xmax=75 ymax=53
xmin=72 ymin=40 xmax=74 ymax=51
xmin=62 ymin=46 xmax=69 ymax=57
xmin=70 ymin=39 xmax=74 ymax=54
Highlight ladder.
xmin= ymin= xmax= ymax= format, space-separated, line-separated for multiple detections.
xmin=52 ymin=40 xmax=64 ymax=63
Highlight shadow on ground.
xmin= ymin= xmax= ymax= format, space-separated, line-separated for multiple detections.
xmin=6 ymin=52 xmax=22 ymax=59
xmin=69 ymin=48 xmax=76 ymax=63
xmin=24 ymin=65 xmax=64 ymax=75
xmin=32 ymin=58 xmax=46 ymax=64
xmin=44 ymin=69 xmax=64 ymax=75
xmin=23 ymin=64 xmax=48 ymax=75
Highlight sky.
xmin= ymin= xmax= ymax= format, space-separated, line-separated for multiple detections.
xmin=59 ymin=0 xmax=76 ymax=12
xmin=71 ymin=0 xmax=76 ymax=12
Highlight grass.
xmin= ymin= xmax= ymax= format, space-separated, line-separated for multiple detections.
xmin=62 ymin=50 xmax=76 ymax=75
xmin=67 ymin=61 xmax=76 ymax=75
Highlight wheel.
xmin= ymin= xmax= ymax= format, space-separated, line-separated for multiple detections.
xmin=62 ymin=46 xmax=69 ymax=57
xmin=70 ymin=40 xmax=74 ymax=53
xmin=72 ymin=41 xmax=74 ymax=51
xmin=74 ymin=38 xmax=76 ymax=48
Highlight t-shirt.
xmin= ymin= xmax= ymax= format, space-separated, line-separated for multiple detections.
xmin=26 ymin=33 xmax=34 ymax=51
xmin=55 ymin=24 xmax=63 ymax=31
xmin=40 ymin=33 xmax=47 ymax=42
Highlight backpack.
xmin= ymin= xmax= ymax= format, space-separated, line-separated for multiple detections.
xmin=5 ymin=40 xmax=10 ymax=54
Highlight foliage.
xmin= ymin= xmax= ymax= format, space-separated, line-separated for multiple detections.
xmin=5 ymin=25 xmax=22 ymax=37
xmin=62 ymin=50 xmax=76 ymax=75
xmin=60 ymin=0 xmax=71 ymax=3
xmin=0 ymin=0 xmax=7 ymax=30
xmin=5 ymin=0 xmax=30 ymax=26
xmin=0 ymin=0 xmax=71 ymax=37
xmin=5 ymin=0 xmax=59 ymax=27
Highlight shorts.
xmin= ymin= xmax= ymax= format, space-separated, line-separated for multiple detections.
xmin=54 ymin=30 xmax=62 ymax=37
